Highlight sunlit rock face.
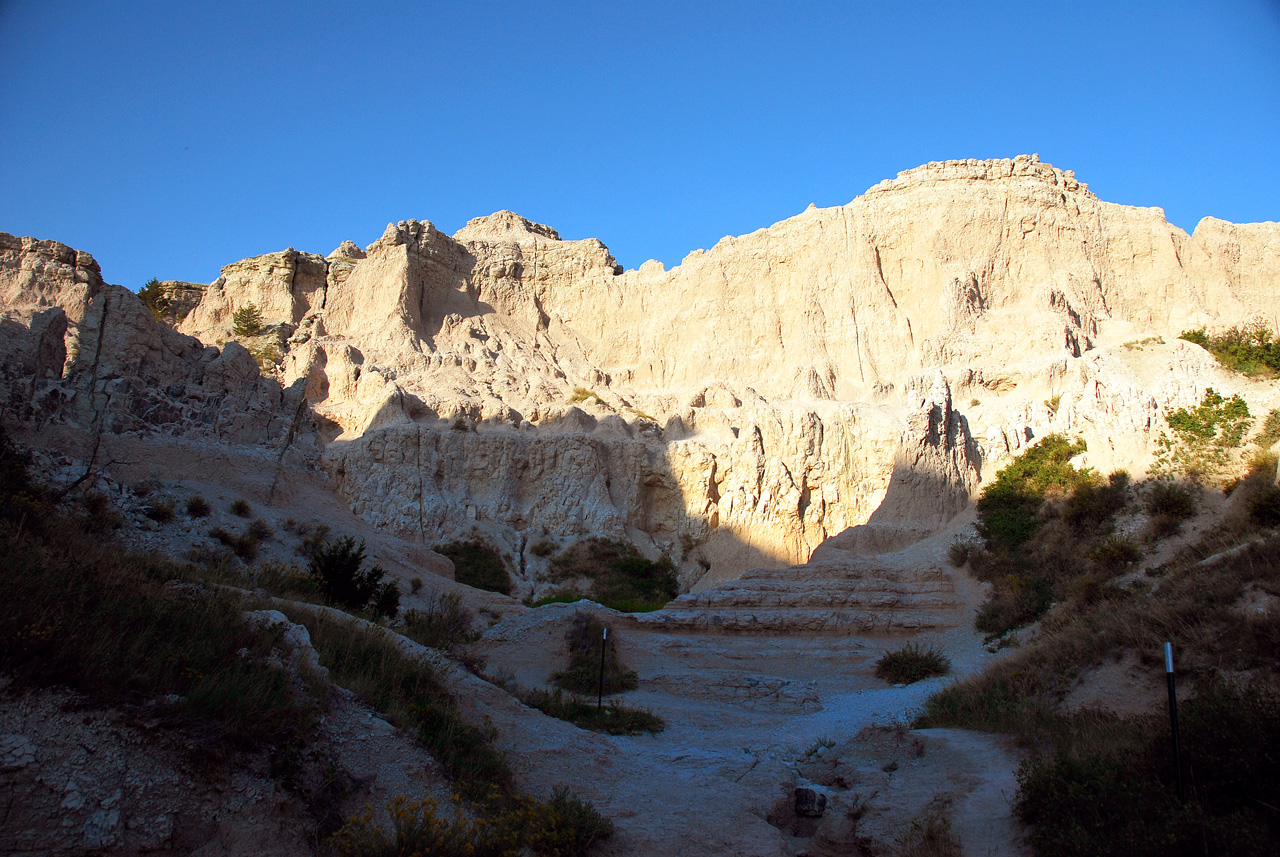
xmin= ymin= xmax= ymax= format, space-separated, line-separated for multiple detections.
xmin=5 ymin=155 xmax=1278 ymax=592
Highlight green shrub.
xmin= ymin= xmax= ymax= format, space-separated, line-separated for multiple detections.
xmin=1152 ymin=388 xmax=1252 ymax=480
xmin=1015 ymin=681 xmax=1280 ymax=856
xmin=309 ymin=536 xmax=399 ymax=617
xmin=435 ymin=539 xmax=512 ymax=596
xmin=232 ymin=303 xmax=264 ymax=337
xmin=230 ymin=497 xmax=252 ymax=517
xmin=186 ymin=495 xmax=211 ymax=518
xmin=1144 ymin=481 xmax=1197 ymax=520
xmin=977 ymin=434 xmax=1088 ymax=551
xmin=1090 ymin=535 xmax=1143 ymax=571
xmin=137 ymin=277 xmax=167 ymax=322
xmin=0 ymin=427 xmax=309 ymax=753
xmin=547 ymin=538 xmax=677 ymax=612
xmin=874 ymin=642 xmax=951 ymax=684
xmin=1180 ymin=324 xmax=1280 ymax=378
xmin=551 ymin=614 xmax=638 ymax=695
xmin=946 ymin=540 xmax=971 ymax=568
xmin=568 ymin=387 xmax=600 ymax=404
xmin=965 ymin=438 xmax=1132 ymax=636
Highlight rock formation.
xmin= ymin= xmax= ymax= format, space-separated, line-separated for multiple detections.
xmin=4 ymin=155 xmax=1278 ymax=597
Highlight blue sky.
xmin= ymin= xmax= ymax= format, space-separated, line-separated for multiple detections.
xmin=2 ymin=1 xmax=1278 ymax=290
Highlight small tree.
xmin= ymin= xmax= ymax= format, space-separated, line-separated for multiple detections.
xmin=308 ymin=535 xmax=399 ymax=617
xmin=138 ymin=278 xmax=168 ymax=322
xmin=232 ymin=303 xmax=264 ymax=337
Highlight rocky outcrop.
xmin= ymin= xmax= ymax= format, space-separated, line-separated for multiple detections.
xmin=0 ymin=232 xmax=319 ymax=453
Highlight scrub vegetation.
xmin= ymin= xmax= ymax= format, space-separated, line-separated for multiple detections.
xmin=926 ymin=418 xmax=1280 ymax=855
xmin=545 ymin=538 xmax=678 ymax=612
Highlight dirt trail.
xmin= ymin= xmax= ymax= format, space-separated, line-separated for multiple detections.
xmin=469 ymin=523 xmax=1030 ymax=856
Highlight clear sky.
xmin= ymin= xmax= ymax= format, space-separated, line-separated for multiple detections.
xmin=2 ymin=1 xmax=1279 ymax=290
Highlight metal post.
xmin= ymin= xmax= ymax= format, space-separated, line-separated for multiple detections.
xmin=597 ymin=626 xmax=608 ymax=711
xmin=1165 ymin=642 xmax=1185 ymax=801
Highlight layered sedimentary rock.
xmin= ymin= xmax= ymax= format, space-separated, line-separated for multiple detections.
xmin=5 ymin=155 xmax=1278 ymax=595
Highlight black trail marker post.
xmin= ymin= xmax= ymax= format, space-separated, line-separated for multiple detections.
xmin=597 ymin=625 xmax=608 ymax=711
xmin=1165 ymin=641 xmax=1185 ymax=801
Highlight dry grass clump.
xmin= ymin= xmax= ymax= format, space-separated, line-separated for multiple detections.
xmin=185 ymin=494 xmax=211 ymax=517
xmin=403 ymin=591 xmax=478 ymax=652
xmin=333 ymin=788 xmax=614 ymax=857
xmin=894 ymin=813 xmax=963 ymax=857
xmin=874 ymin=642 xmax=951 ymax=685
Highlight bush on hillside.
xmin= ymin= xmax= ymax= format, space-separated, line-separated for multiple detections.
xmin=1181 ymin=324 xmax=1280 ymax=378
xmin=434 ymin=539 xmax=512 ymax=596
xmin=308 ymin=536 xmax=399 ymax=617
xmin=232 ymin=303 xmax=264 ymax=337
xmin=547 ymin=538 xmax=678 ymax=612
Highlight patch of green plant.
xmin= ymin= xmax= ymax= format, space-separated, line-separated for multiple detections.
xmin=966 ymin=437 xmax=1134 ymax=636
xmin=137 ymin=277 xmax=168 ymax=322
xmin=332 ymin=788 xmax=614 ymax=857
xmin=1152 ymin=388 xmax=1251 ymax=481
xmin=551 ymin=614 xmax=638 ymax=695
xmin=435 ymin=539 xmax=512 ymax=596
xmin=568 ymin=386 xmax=600 ymax=404
xmin=874 ymin=642 xmax=951 ymax=684
xmin=309 ymin=536 xmax=399 ymax=617
xmin=230 ymin=497 xmax=252 ymax=517
xmin=547 ymin=538 xmax=678 ymax=612
xmin=1250 ymin=485 xmax=1280 ymax=527
xmin=529 ymin=538 xmax=557 ymax=558
xmin=1089 ymin=535 xmax=1143 ymax=571
xmin=517 ymin=686 xmax=665 ymax=736
xmin=976 ymin=434 xmax=1089 ymax=551
xmin=919 ymin=532 xmax=1280 ymax=740
xmin=232 ymin=303 xmax=264 ymax=337
xmin=1181 ymin=324 xmax=1280 ymax=378
xmin=284 ymin=609 xmax=511 ymax=801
